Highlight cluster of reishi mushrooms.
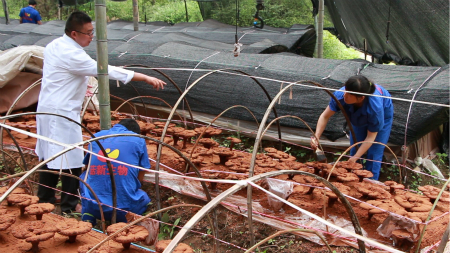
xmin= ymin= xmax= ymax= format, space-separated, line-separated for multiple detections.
xmin=80 ymin=113 xmax=450 ymax=250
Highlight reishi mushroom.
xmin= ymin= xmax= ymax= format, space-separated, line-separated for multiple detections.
xmin=25 ymin=203 xmax=55 ymax=220
xmin=155 ymin=240 xmax=194 ymax=253
xmin=226 ymin=137 xmax=241 ymax=151
xmin=0 ymin=186 xmax=26 ymax=196
xmin=418 ymin=185 xmax=450 ymax=202
xmin=6 ymin=194 xmax=39 ymax=215
xmin=178 ymin=130 xmax=197 ymax=149
xmin=56 ymin=218 xmax=93 ymax=243
xmin=394 ymin=192 xmax=433 ymax=212
xmin=384 ymin=181 xmax=405 ymax=194
xmin=359 ymin=199 xmax=407 ymax=220
xmin=0 ymin=213 xmax=16 ymax=232
xmin=335 ymin=161 xmax=363 ymax=172
xmin=355 ymin=182 xmax=391 ymax=200
xmin=12 ymin=220 xmax=58 ymax=253
xmin=106 ymin=222 xmax=149 ymax=249
xmin=213 ymin=147 xmax=235 ymax=165
xmin=198 ymin=138 xmax=219 ymax=149
xmin=354 ymin=170 xmax=374 ymax=182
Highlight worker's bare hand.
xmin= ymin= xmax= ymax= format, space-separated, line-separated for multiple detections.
xmin=348 ymin=157 xmax=359 ymax=163
xmin=145 ymin=76 xmax=166 ymax=90
xmin=310 ymin=135 xmax=319 ymax=150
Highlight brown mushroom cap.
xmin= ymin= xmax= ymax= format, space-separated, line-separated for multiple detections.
xmin=418 ymin=185 xmax=450 ymax=202
xmin=25 ymin=203 xmax=55 ymax=220
xmin=7 ymin=194 xmax=39 ymax=205
xmin=78 ymin=244 xmax=111 ymax=253
xmin=194 ymin=126 xmax=222 ymax=137
xmin=227 ymin=137 xmax=241 ymax=144
xmin=56 ymin=218 xmax=92 ymax=242
xmin=155 ymin=240 xmax=194 ymax=253
xmin=154 ymin=122 xmax=176 ymax=128
xmin=335 ymin=161 xmax=363 ymax=170
xmin=0 ymin=186 xmax=26 ymax=195
xmin=0 ymin=214 xmax=16 ymax=231
xmin=384 ymin=180 xmax=405 ymax=194
xmin=325 ymin=182 xmax=351 ymax=199
xmin=356 ymin=182 xmax=392 ymax=199
xmin=179 ymin=130 xmax=197 ymax=138
xmin=264 ymin=147 xmax=278 ymax=153
xmin=213 ymin=147 xmax=234 ymax=157
xmin=394 ymin=192 xmax=433 ymax=212
xmin=12 ymin=220 xmax=58 ymax=243
xmin=354 ymin=170 xmax=374 ymax=178
xmin=282 ymin=161 xmax=304 ymax=170
xmin=198 ymin=138 xmax=219 ymax=148
xmin=336 ymin=172 xmax=360 ymax=182
xmin=323 ymin=167 xmax=348 ymax=177
xmin=0 ymin=206 xmax=6 ymax=215
xmin=106 ymin=223 xmax=149 ymax=249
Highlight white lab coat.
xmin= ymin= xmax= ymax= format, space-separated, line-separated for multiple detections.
xmin=36 ymin=34 xmax=134 ymax=169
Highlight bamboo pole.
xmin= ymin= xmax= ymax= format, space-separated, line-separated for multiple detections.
xmin=316 ymin=0 xmax=324 ymax=58
xmin=132 ymin=0 xmax=139 ymax=31
xmin=95 ymin=0 xmax=111 ymax=130
xmin=2 ymin=0 xmax=9 ymax=25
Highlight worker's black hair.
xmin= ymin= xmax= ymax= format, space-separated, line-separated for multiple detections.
xmin=344 ymin=75 xmax=376 ymax=97
xmin=65 ymin=11 xmax=92 ymax=36
xmin=29 ymin=0 xmax=37 ymax=5
xmin=118 ymin=119 xmax=141 ymax=134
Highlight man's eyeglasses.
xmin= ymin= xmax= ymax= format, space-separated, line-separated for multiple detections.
xmin=75 ymin=30 xmax=95 ymax=36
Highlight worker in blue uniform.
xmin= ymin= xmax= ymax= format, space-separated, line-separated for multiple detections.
xmin=311 ymin=75 xmax=394 ymax=180
xmin=79 ymin=119 xmax=151 ymax=225
xmin=19 ymin=0 xmax=42 ymax=25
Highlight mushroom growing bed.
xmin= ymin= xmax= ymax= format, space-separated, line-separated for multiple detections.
xmin=2 ymin=112 xmax=449 ymax=252
xmin=0 ymin=204 xmax=148 ymax=253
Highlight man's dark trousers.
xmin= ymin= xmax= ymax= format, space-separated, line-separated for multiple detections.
xmin=37 ymin=164 xmax=82 ymax=213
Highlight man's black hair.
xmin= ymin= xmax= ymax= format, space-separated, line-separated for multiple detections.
xmin=29 ymin=0 xmax=37 ymax=5
xmin=118 ymin=119 xmax=141 ymax=134
xmin=65 ymin=11 xmax=92 ymax=36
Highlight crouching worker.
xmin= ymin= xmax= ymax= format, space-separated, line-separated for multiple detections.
xmin=79 ymin=119 xmax=151 ymax=225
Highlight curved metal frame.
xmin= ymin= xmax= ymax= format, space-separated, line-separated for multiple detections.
xmin=245 ymin=228 xmax=332 ymax=253
xmin=0 ymin=79 xmax=41 ymax=174
xmin=304 ymin=80 xmax=357 ymax=146
xmin=186 ymin=105 xmax=261 ymax=173
xmin=261 ymin=115 xmax=323 ymax=151
xmin=0 ymin=112 xmax=119 ymax=223
xmin=87 ymin=204 xmax=216 ymax=253
xmin=415 ymin=177 xmax=450 ymax=253
xmin=164 ymin=170 xmax=366 ymax=253
xmin=1 ymin=169 xmax=107 ymax=232
xmin=124 ymin=65 xmax=195 ymax=124
xmin=154 ymin=68 xmax=284 ymax=223
xmin=328 ymin=140 xmax=401 ymax=183
xmin=113 ymin=95 xmax=184 ymax=122
xmin=110 ymin=94 xmax=139 ymax=115
xmin=0 ymin=131 xmax=213 ymax=225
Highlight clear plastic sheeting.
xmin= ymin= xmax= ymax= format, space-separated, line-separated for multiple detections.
xmin=266 ymin=178 xmax=293 ymax=211
xmin=377 ymin=214 xmax=420 ymax=242
xmin=145 ymin=172 xmax=369 ymax=249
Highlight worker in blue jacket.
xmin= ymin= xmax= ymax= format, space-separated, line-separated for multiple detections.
xmin=19 ymin=0 xmax=42 ymax=25
xmin=311 ymin=75 xmax=394 ymax=180
xmin=79 ymin=119 xmax=151 ymax=225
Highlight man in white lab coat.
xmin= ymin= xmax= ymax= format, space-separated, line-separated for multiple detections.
xmin=35 ymin=11 xmax=166 ymax=215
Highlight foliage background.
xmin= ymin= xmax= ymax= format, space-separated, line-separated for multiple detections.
xmin=1 ymin=0 xmax=362 ymax=59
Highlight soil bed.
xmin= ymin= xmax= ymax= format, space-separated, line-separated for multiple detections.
xmin=2 ymin=112 xmax=449 ymax=252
